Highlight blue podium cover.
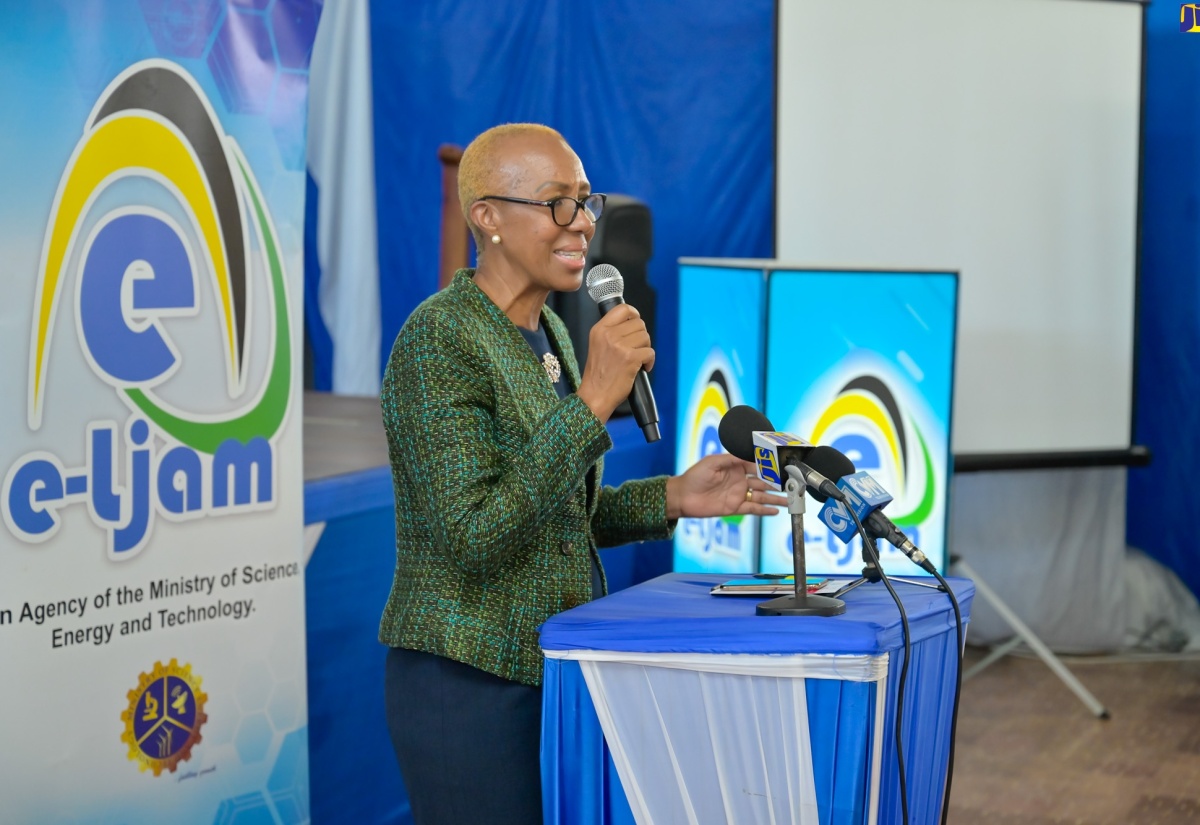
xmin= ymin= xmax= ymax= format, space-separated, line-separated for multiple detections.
xmin=540 ymin=573 xmax=972 ymax=656
xmin=540 ymin=574 xmax=974 ymax=825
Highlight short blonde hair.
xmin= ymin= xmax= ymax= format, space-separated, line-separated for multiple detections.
xmin=458 ymin=123 xmax=567 ymax=245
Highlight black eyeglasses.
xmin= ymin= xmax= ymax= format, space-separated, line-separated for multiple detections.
xmin=479 ymin=193 xmax=606 ymax=227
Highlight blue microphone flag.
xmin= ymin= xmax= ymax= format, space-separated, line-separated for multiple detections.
xmin=817 ymin=471 xmax=893 ymax=543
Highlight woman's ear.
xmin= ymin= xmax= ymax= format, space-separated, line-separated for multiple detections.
xmin=470 ymin=200 xmax=498 ymax=238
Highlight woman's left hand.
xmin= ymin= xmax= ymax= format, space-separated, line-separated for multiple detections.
xmin=665 ymin=454 xmax=789 ymax=521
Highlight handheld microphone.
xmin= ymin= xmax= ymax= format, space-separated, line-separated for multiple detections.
xmin=816 ymin=471 xmax=937 ymax=574
xmin=717 ymin=405 xmax=847 ymax=502
xmin=585 ymin=264 xmax=660 ymax=443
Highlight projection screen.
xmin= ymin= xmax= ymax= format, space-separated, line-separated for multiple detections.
xmin=776 ymin=0 xmax=1143 ymax=460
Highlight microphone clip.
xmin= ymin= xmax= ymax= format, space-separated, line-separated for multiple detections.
xmin=782 ymin=466 xmax=808 ymax=515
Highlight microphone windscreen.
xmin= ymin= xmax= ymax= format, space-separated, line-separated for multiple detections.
xmin=718 ymin=405 xmax=774 ymax=461
xmin=803 ymin=446 xmax=857 ymax=502
xmin=585 ymin=263 xmax=623 ymax=304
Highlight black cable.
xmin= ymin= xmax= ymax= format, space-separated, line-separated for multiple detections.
xmin=928 ymin=566 xmax=964 ymax=825
xmin=847 ymin=507 xmax=910 ymax=825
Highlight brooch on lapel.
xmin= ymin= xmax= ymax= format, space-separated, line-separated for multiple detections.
xmin=542 ymin=352 xmax=561 ymax=383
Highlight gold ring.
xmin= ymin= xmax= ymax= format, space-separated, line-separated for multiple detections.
xmin=745 ymin=488 xmax=754 ymax=502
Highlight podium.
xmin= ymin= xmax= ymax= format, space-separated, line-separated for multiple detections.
xmin=540 ymin=573 xmax=973 ymax=824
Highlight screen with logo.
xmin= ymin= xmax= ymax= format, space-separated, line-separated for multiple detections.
xmin=762 ymin=269 xmax=957 ymax=576
xmin=674 ymin=264 xmax=766 ymax=573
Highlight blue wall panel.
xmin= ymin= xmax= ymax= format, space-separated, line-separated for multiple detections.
xmin=369 ymin=0 xmax=776 ymax=448
xmin=1127 ymin=5 xmax=1200 ymax=597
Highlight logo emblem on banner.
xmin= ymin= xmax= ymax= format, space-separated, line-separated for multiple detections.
xmin=688 ymin=366 xmax=734 ymax=465
xmin=120 ymin=659 xmax=209 ymax=776
xmin=680 ymin=359 xmax=748 ymax=556
xmin=2 ymin=60 xmax=292 ymax=559
xmin=809 ymin=375 xmax=936 ymax=558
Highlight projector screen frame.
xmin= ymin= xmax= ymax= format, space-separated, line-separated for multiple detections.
xmin=954 ymin=445 xmax=1151 ymax=474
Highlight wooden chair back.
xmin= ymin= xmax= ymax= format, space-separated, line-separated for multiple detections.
xmin=437 ymin=144 xmax=469 ymax=289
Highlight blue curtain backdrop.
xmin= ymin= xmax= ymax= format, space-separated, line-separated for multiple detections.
xmin=1127 ymin=4 xmax=1200 ymax=598
xmin=369 ymin=0 xmax=776 ymax=448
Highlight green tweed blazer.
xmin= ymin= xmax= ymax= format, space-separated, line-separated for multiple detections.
xmin=378 ymin=270 xmax=672 ymax=686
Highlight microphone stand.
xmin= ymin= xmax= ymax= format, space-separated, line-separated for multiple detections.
xmin=833 ymin=531 xmax=943 ymax=599
xmin=757 ymin=466 xmax=846 ymax=617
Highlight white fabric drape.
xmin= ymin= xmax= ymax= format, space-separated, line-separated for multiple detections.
xmin=949 ymin=467 xmax=1128 ymax=651
xmin=546 ymin=650 xmax=888 ymax=825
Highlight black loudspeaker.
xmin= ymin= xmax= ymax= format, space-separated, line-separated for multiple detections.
xmin=548 ymin=194 xmax=656 ymax=415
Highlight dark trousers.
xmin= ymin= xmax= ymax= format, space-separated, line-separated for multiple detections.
xmin=385 ymin=647 xmax=544 ymax=825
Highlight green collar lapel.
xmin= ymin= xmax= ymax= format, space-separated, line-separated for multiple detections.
xmin=450 ymin=270 xmax=565 ymax=428
xmin=451 ymin=271 xmax=601 ymax=507
xmin=541 ymin=305 xmax=581 ymax=393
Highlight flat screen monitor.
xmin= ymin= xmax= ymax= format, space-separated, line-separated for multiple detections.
xmin=673 ymin=264 xmax=766 ymax=573
xmin=762 ymin=269 xmax=958 ymax=576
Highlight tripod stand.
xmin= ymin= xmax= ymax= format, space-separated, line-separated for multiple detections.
xmin=952 ymin=556 xmax=1109 ymax=718
xmin=831 ymin=538 xmax=1109 ymax=718
xmin=832 ymin=534 xmax=944 ymax=599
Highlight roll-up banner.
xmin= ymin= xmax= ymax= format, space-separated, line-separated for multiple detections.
xmin=0 ymin=3 xmax=314 ymax=822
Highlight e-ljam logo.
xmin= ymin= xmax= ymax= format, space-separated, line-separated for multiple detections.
xmin=807 ymin=375 xmax=936 ymax=564
xmin=1183 ymin=4 xmax=1200 ymax=32
xmin=679 ymin=353 xmax=747 ymax=557
xmin=2 ymin=59 xmax=292 ymax=559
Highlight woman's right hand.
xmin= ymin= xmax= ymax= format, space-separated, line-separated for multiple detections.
xmin=576 ymin=304 xmax=655 ymax=423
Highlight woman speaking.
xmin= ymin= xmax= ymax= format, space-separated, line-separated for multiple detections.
xmin=380 ymin=123 xmax=784 ymax=825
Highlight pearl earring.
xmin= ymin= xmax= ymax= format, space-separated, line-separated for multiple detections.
xmin=491 ymin=234 xmax=501 ymax=245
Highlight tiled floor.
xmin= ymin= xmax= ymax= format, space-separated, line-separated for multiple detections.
xmin=947 ymin=649 xmax=1200 ymax=824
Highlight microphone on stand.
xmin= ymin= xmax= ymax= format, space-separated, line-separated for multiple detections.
xmin=716 ymin=404 xmax=846 ymax=616
xmin=816 ymin=469 xmax=937 ymax=575
xmin=717 ymin=405 xmax=849 ymax=502
xmin=585 ymin=264 xmax=660 ymax=443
